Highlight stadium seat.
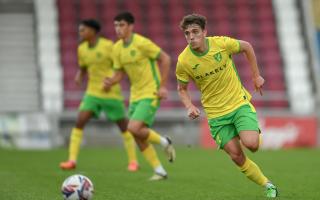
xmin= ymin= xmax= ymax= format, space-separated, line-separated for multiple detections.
xmin=57 ymin=0 xmax=288 ymax=110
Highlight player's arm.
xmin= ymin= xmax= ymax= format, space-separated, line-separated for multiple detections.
xmin=177 ymin=81 xmax=201 ymax=120
xmin=238 ymin=40 xmax=265 ymax=95
xmin=103 ymin=70 xmax=125 ymax=91
xmin=74 ymin=68 xmax=87 ymax=87
xmin=76 ymin=47 xmax=87 ymax=87
xmin=156 ymin=51 xmax=171 ymax=99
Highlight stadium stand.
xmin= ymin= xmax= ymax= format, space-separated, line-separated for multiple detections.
xmin=35 ymin=0 xmax=62 ymax=113
xmin=273 ymin=0 xmax=315 ymax=114
xmin=57 ymin=0 xmax=288 ymax=111
xmin=0 ymin=0 xmax=40 ymax=112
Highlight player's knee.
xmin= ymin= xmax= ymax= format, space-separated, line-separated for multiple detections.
xmin=229 ymin=152 xmax=245 ymax=166
xmin=127 ymin=123 xmax=140 ymax=135
xmin=75 ymin=114 xmax=91 ymax=129
xmin=75 ymin=121 xmax=85 ymax=129
xmin=245 ymin=142 xmax=259 ymax=152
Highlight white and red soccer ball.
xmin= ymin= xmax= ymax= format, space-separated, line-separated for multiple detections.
xmin=61 ymin=174 xmax=94 ymax=200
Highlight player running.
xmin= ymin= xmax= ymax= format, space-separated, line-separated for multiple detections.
xmin=176 ymin=14 xmax=278 ymax=197
xmin=103 ymin=12 xmax=176 ymax=181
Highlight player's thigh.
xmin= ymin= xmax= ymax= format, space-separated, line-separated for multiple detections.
xmin=75 ymin=111 xmax=93 ymax=128
xmin=127 ymin=120 xmax=147 ymax=135
xmin=234 ymin=104 xmax=260 ymax=146
xmin=223 ymin=136 xmax=243 ymax=157
xmin=128 ymin=98 xmax=159 ymax=127
xmin=209 ymin=122 xmax=239 ymax=149
xmin=239 ymin=131 xmax=260 ymax=142
xmin=223 ymin=136 xmax=246 ymax=166
xmin=102 ymin=99 xmax=126 ymax=122
xmin=79 ymin=95 xmax=102 ymax=118
xmin=115 ymin=118 xmax=129 ymax=133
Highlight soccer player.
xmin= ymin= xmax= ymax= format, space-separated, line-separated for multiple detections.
xmin=176 ymin=14 xmax=278 ymax=197
xmin=60 ymin=19 xmax=139 ymax=172
xmin=103 ymin=12 xmax=176 ymax=180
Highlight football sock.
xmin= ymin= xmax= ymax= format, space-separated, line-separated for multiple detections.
xmin=147 ymin=129 xmax=169 ymax=147
xmin=239 ymin=157 xmax=268 ymax=186
xmin=154 ymin=165 xmax=167 ymax=176
xmin=68 ymin=128 xmax=83 ymax=162
xmin=265 ymin=182 xmax=275 ymax=188
xmin=142 ymin=144 xmax=161 ymax=169
xmin=121 ymin=131 xmax=137 ymax=163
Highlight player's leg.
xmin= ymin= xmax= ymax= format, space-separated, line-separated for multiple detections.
xmin=128 ymin=120 xmax=168 ymax=180
xmin=239 ymin=130 xmax=259 ymax=152
xmin=115 ymin=118 xmax=139 ymax=171
xmin=223 ymin=135 xmax=269 ymax=186
xmin=128 ymin=120 xmax=175 ymax=162
xmin=104 ymin=99 xmax=138 ymax=171
xmin=60 ymin=111 xmax=93 ymax=170
xmin=128 ymin=99 xmax=176 ymax=162
xmin=60 ymin=95 xmax=99 ymax=170
xmin=238 ymin=131 xmax=278 ymax=197
xmin=235 ymin=103 xmax=261 ymax=153
xmin=234 ymin=104 xmax=278 ymax=197
xmin=214 ymin=125 xmax=270 ymax=187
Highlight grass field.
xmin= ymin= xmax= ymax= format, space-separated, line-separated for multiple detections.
xmin=0 ymin=147 xmax=319 ymax=200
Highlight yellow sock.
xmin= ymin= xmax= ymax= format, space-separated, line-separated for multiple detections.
xmin=239 ymin=157 xmax=269 ymax=186
xmin=146 ymin=129 xmax=162 ymax=144
xmin=121 ymin=131 xmax=137 ymax=163
xmin=68 ymin=128 xmax=83 ymax=162
xmin=142 ymin=144 xmax=161 ymax=169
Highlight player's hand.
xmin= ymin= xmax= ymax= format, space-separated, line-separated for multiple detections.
xmin=187 ymin=105 xmax=201 ymax=120
xmin=253 ymin=75 xmax=264 ymax=96
xmin=156 ymin=86 xmax=168 ymax=100
xmin=103 ymin=77 xmax=113 ymax=91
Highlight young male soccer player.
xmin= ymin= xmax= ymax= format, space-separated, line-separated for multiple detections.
xmin=103 ymin=12 xmax=176 ymax=180
xmin=176 ymin=14 xmax=278 ymax=197
xmin=60 ymin=19 xmax=139 ymax=172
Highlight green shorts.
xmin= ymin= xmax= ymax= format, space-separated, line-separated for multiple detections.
xmin=128 ymin=98 xmax=160 ymax=127
xmin=79 ymin=95 xmax=126 ymax=121
xmin=208 ymin=104 xmax=260 ymax=149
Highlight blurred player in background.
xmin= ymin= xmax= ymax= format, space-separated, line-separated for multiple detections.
xmin=103 ymin=12 xmax=176 ymax=181
xmin=60 ymin=19 xmax=139 ymax=172
xmin=176 ymin=14 xmax=278 ymax=197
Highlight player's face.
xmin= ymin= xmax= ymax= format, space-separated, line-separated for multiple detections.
xmin=183 ymin=24 xmax=207 ymax=50
xmin=114 ymin=20 xmax=133 ymax=39
xmin=78 ymin=24 xmax=95 ymax=41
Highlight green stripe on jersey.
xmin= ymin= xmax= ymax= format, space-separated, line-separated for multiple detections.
xmin=149 ymin=59 xmax=160 ymax=89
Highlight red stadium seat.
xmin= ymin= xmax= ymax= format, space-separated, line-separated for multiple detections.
xmin=57 ymin=0 xmax=287 ymax=110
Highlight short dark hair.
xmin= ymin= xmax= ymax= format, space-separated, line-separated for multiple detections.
xmin=80 ymin=19 xmax=101 ymax=33
xmin=180 ymin=14 xmax=207 ymax=30
xmin=114 ymin=11 xmax=135 ymax=24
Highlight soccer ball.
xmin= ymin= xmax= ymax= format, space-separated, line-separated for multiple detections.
xmin=61 ymin=174 xmax=94 ymax=200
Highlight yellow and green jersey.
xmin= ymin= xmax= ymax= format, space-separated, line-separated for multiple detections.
xmin=113 ymin=33 xmax=161 ymax=102
xmin=78 ymin=37 xmax=123 ymax=100
xmin=176 ymin=36 xmax=252 ymax=119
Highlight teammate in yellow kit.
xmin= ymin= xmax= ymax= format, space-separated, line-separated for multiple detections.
xmin=176 ymin=14 xmax=278 ymax=197
xmin=103 ymin=12 xmax=176 ymax=180
xmin=60 ymin=19 xmax=138 ymax=172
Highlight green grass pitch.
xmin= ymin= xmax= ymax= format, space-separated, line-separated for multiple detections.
xmin=0 ymin=147 xmax=319 ymax=200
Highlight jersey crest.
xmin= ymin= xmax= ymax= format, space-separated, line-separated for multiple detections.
xmin=213 ymin=52 xmax=222 ymax=62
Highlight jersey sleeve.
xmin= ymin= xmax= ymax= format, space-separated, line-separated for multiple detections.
xmin=223 ymin=36 xmax=241 ymax=54
xmin=176 ymin=59 xmax=189 ymax=84
xmin=77 ymin=47 xmax=86 ymax=68
xmin=139 ymin=38 xmax=161 ymax=60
